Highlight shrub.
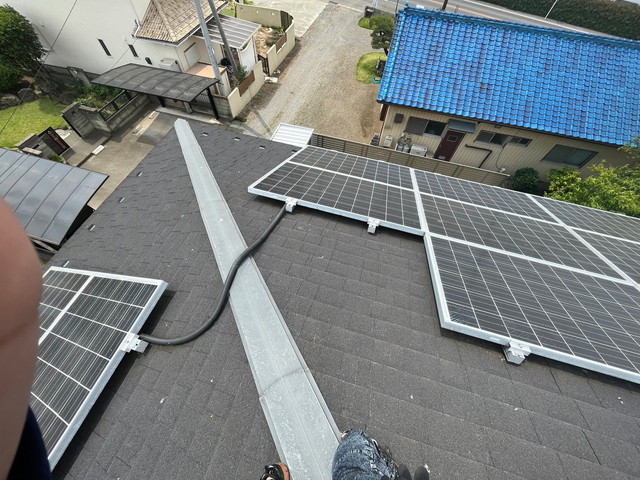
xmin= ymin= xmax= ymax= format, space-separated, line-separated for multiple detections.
xmin=0 ymin=63 xmax=22 ymax=91
xmin=511 ymin=167 xmax=540 ymax=193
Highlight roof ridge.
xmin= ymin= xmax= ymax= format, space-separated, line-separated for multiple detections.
xmin=149 ymin=0 xmax=178 ymax=42
xmin=402 ymin=6 xmax=640 ymax=50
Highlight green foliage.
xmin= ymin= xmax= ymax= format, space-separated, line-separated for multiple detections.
xmin=545 ymin=162 xmax=640 ymax=217
xmin=0 ymin=6 xmax=43 ymax=79
xmin=0 ymin=63 xmax=21 ymax=90
xmin=358 ymin=17 xmax=373 ymax=29
xmin=479 ymin=0 xmax=640 ymax=40
xmin=511 ymin=167 xmax=540 ymax=194
xmin=369 ymin=15 xmax=395 ymax=54
xmin=49 ymin=155 xmax=64 ymax=163
xmin=74 ymin=84 xmax=122 ymax=107
xmin=235 ymin=65 xmax=248 ymax=83
xmin=620 ymin=137 xmax=640 ymax=162
xmin=356 ymin=52 xmax=386 ymax=83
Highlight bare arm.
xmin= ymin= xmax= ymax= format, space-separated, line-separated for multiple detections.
xmin=0 ymin=198 xmax=42 ymax=479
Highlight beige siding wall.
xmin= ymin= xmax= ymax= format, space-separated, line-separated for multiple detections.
xmin=381 ymin=105 xmax=632 ymax=180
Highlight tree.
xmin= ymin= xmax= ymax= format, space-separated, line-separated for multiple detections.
xmin=0 ymin=6 xmax=43 ymax=89
xmin=370 ymin=15 xmax=395 ymax=55
xmin=545 ymin=157 xmax=640 ymax=217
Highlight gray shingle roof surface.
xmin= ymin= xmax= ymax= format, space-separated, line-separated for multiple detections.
xmin=50 ymin=123 xmax=640 ymax=480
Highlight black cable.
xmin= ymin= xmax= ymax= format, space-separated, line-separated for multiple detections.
xmin=139 ymin=205 xmax=288 ymax=346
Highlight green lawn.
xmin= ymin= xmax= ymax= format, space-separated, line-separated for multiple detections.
xmin=0 ymin=98 xmax=68 ymax=148
xmin=358 ymin=17 xmax=373 ymax=29
xmin=356 ymin=52 xmax=387 ymax=83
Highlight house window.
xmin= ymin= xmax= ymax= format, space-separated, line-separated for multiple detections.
xmin=509 ymin=136 xmax=532 ymax=147
xmin=98 ymin=39 xmax=111 ymax=57
xmin=405 ymin=116 xmax=446 ymax=136
xmin=542 ymin=145 xmax=597 ymax=167
xmin=128 ymin=44 xmax=139 ymax=58
xmin=476 ymin=130 xmax=510 ymax=146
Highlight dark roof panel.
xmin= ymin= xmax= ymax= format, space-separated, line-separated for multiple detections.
xmin=92 ymin=64 xmax=218 ymax=102
xmin=0 ymin=149 xmax=107 ymax=245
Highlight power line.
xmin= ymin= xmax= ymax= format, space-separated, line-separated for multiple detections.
xmin=0 ymin=0 xmax=79 ymax=139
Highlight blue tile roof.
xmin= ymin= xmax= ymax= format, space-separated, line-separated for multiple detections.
xmin=378 ymin=7 xmax=640 ymax=146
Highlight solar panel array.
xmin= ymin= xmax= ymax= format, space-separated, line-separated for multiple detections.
xmin=250 ymin=145 xmax=640 ymax=384
xmin=33 ymin=267 xmax=167 ymax=468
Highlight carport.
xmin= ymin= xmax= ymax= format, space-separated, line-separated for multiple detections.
xmin=92 ymin=64 xmax=220 ymax=118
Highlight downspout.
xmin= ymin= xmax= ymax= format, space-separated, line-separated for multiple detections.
xmin=207 ymin=0 xmax=238 ymax=74
xmin=193 ymin=0 xmax=226 ymax=95
xmin=465 ymin=144 xmax=493 ymax=169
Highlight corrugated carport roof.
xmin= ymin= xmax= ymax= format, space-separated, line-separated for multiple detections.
xmin=92 ymin=64 xmax=218 ymax=102
xmin=0 ymin=149 xmax=107 ymax=246
xmin=194 ymin=15 xmax=261 ymax=49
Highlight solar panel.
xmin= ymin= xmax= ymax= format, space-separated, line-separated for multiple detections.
xmin=33 ymin=267 xmax=167 ymax=468
xmin=250 ymin=146 xmax=640 ymax=384
xmin=290 ymin=146 xmax=414 ymax=189
xmin=429 ymin=237 xmax=640 ymax=382
xmin=535 ymin=195 xmax=640 ymax=242
xmin=421 ymin=194 xmax=622 ymax=279
xmin=415 ymin=170 xmax=553 ymax=221
xmin=249 ymin=151 xmax=422 ymax=234
xmin=578 ymin=231 xmax=640 ymax=284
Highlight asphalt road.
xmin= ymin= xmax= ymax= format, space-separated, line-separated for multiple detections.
xmin=337 ymin=0 xmax=605 ymax=34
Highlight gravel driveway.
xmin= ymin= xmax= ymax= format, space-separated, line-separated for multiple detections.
xmin=241 ymin=3 xmax=383 ymax=144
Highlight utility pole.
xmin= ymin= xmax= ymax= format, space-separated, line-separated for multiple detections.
xmin=193 ymin=0 xmax=226 ymax=95
xmin=441 ymin=0 xmax=449 ymax=10
xmin=545 ymin=0 xmax=560 ymax=18
xmin=207 ymin=0 xmax=238 ymax=74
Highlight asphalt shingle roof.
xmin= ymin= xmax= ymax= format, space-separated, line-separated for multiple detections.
xmin=378 ymin=8 xmax=640 ymax=146
xmin=50 ymin=123 xmax=640 ymax=479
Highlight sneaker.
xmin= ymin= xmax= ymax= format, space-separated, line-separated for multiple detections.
xmin=260 ymin=463 xmax=290 ymax=480
xmin=413 ymin=464 xmax=430 ymax=480
xmin=396 ymin=464 xmax=412 ymax=480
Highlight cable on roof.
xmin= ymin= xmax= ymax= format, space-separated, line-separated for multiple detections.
xmin=139 ymin=205 xmax=288 ymax=346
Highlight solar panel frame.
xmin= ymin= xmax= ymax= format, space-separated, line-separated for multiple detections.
xmin=34 ymin=267 xmax=167 ymax=468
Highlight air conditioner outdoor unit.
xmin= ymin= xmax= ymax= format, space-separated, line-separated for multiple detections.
xmin=410 ymin=145 xmax=429 ymax=157
xmin=382 ymin=135 xmax=393 ymax=148
xmin=158 ymin=58 xmax=180 ymax=71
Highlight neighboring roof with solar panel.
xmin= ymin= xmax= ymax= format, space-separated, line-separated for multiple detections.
xmin=0 ymin=149 xmax=107 ymax=246
xmin=250 ymin=145 xmax=640 ymax=384
xmin=193 ymin=15 xmax=260 ymax=49
xmin=34 ymin=267 xmax=167 ymax=469
xmin=91 ymin=64 xmax=218 ymax=102
xmin=47 ymin=123 xmax=640 ymax=480
xmin=378 ymin=7 xmax=640 ymax=145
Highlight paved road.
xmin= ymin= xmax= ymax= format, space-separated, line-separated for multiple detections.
xmin=337 ymin=0 xmax=605 ymax=34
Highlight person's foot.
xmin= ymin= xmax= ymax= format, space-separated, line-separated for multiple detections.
xmin=260 ymin=463 xmax=290 ymax=480
xmin=396 ymin=464 xmax=412 ymax=480
xmin=414 ymin=464 xmax=430 ymax=480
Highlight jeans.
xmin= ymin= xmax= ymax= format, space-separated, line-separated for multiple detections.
xmin=332 ymin=430 xmax=397 ymax=480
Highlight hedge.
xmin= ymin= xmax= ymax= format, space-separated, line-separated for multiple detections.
xmin=480 ymin=0 xmax=640 ymax=40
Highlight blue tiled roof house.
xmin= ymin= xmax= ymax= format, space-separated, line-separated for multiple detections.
xmin=377 ymin=7 xmax=640 ymax=176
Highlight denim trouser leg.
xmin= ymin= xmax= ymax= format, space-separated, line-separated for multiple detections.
xmin=332 ymin=430 xmax=396 ymax=480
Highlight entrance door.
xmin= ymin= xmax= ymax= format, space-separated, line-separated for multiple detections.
xmin=434 ymin=130 xmax=465 ymax=161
